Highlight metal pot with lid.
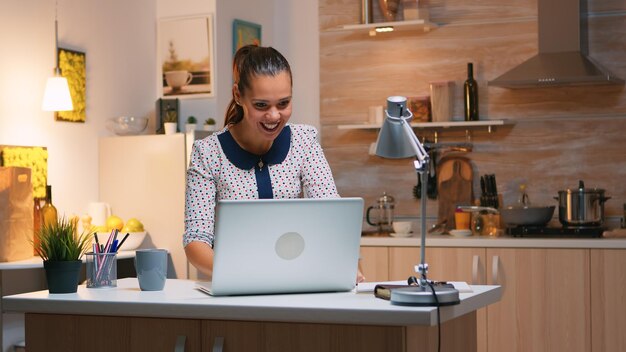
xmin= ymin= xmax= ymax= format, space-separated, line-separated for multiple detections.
xmin=555 ymin=180 xmax=611 ymax=227
xmin=366 ymin=192 xmax=395 ymax=233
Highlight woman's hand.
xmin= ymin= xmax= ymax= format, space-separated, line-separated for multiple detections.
xmin=357 ymin=269 xmax=366 ymax=284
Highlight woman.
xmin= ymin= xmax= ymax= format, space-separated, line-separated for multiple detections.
xmin=183 ymin=45 xmax=364 ymax=282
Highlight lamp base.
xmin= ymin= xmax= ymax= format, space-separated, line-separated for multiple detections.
xmin=390 ymin=285 xmax=460 ymax=306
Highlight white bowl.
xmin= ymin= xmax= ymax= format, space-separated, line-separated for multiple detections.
xmin=95 ymin=231 xmax=147 ymax=251
xmin=106 ymin=116 xmax=149 ymax=136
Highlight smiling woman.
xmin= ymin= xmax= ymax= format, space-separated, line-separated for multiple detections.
xmin=181 ymin=45 xmax=368 ymax=282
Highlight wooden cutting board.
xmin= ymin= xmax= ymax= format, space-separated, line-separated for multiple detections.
xmin=437 ymin=157 xmax=473 ymax=231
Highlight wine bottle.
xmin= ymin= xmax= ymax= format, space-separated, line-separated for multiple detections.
xmin=464 ymin=62 xmax=479 ymax=121
xmin=41 ymin=185 xmax=58 ymax=227
xmin=33 ymin=198 xmax=43 ymax=255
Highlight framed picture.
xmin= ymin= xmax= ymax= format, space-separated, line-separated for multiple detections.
xmin=56 ymin=48 xmax=86 ymax=123
xmin=158 ymin=15 xmax=214 ymax=98
xmin=233 ymin=19 xmax=261 ymax=54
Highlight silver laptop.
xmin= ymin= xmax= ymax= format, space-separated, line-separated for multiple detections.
xmin=196 ymin=197 xmax=364 ymax=296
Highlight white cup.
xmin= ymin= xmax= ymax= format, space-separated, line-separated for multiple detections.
xmin=393 ymin=221 xmax=413 ymax=234
xmin=87 ymin=202 xmax=111 ymax=227
xmin=165 ymin=70 xmax=193 ymax=89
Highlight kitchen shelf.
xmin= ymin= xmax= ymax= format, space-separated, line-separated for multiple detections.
xmin=338 ymin=119 xmax=510 ymax=132
xmin=326 ymin=19 xmax=437 ymax=35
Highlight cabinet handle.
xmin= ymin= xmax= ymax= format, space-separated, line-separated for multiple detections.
xmin=472 ymin=255 xmax=480 ymax=285
xmin=174 ymin=335 xmax=186 ymax=352
xmin=491 ymin=255 xmax=500 ymax=285
xmin=213 ymin=337 xmax=224 ymax=352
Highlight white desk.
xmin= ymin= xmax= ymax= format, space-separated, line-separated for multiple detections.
xmin=4 ymin=278 xmax=501 ymax=351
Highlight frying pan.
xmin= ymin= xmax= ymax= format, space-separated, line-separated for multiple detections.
xmin=500 ymin=206 xmax=555 ymax=226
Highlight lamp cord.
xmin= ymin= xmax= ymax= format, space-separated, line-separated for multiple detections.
xmin=425 ymin=280 xmax=441 ymax=352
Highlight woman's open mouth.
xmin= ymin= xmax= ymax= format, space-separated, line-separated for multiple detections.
xmin=261 ymin=122 xmax=280 ymax=132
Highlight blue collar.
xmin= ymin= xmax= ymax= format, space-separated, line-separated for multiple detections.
xmin=218 ymin=125 xmax=291 ymax=170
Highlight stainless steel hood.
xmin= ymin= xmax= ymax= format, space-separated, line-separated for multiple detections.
xmin=488 ymin=0 xmax=624 ymax=88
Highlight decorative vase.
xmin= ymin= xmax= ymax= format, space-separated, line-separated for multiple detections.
xmin=185 ymin=123 xmax=197 ymax=133
xmin=164 ymin=122 xmax=177 ymax=135
xmin=43 ymin=260 xmax=82 ymax=294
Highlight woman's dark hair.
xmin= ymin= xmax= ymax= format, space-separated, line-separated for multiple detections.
xmin=224 ymin=45 xmax=292 ymax=126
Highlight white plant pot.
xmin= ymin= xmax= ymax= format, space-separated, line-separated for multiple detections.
xmin=203 ymin=124 xmax=216 ymax=132
xmin=185 ymin=123 xmax=197 ymax=133
xmin=164 ymin=122 xmax=177 ymax=135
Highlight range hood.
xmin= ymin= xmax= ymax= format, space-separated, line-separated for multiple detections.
xmin=488 ymin=0 xmax=624 ymax=88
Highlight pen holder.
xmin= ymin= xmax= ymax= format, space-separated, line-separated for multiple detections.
xmin=86 ymin=252 xmax=117 ymax=288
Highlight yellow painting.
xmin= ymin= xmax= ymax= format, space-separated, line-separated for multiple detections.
xmin=0 ymin=146 xmax=48 ymax=199
xmin=57 ymin=48 xmax=86 ymax=122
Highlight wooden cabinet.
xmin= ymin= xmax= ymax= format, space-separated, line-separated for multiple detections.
xmin=591 ymin=249 xmax=626 ymax=352
xmin=26 ymin=314 xmax=201 ymax=352
xmin=360 ymin=246 xmax=389 ymax=282
xmin=485 ymin=248 xmax=591 ymax=352
xmin=25 ymin=313 xmax=475 ymax=352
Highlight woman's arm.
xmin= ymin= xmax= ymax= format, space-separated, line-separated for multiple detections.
xmin=185 ymin=241 xmax=215 ymax=279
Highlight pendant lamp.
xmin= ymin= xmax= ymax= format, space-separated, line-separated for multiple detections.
xmin=42 ymin=0 xmax=73 ymax=112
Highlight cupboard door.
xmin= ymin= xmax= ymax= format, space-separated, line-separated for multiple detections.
xmin=389 ymin=247 xmax=487 ymax=352
xmin=25 ymin=314 xmax=131 ymax=352
xmin=202 ymin=320 xmax=264 ymax=352
xmin=263 ymin=321 xmax=404 ymax=352
xmin=591 ymin=249 xmax=626 ymax=352
xmin=360 ymin=246 xmax=389 ymax=282
xmin=486 ymin=248 xmax=590 ymax=352
xmin=130 ymin=317 xmax=202 ymax=352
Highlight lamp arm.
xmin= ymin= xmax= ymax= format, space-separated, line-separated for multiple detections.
xmin=399 ymin=118 xmax=428 ymax=169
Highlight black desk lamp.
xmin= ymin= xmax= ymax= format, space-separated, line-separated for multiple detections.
xmin=375 ymin=96 xmax=460 ymax=306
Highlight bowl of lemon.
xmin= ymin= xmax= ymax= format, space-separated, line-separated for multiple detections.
xmin=94 ymin=216 xmax=147 ymax=251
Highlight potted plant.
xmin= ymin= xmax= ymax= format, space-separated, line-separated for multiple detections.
xmin=186 ymin=116 xmax=197 ymax=133
xmin=33 ymin=217 xmax=92 ymax=293
xmin=163 ymin=109 xmax=178 ymax=135
xmin=203 ymin=117 xmax=216 ymax=132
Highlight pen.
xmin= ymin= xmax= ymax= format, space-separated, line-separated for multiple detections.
xmin=116 ymin=233 xmax=130 ymax=252
xmin=94 ymin=233 xmax=100 ymax=248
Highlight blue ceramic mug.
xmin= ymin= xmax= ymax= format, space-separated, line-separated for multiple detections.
xmin=134 ymin=249 xmax=168 ymax=291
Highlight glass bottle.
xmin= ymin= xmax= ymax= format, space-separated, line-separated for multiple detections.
xmin=464 ymin=62 xmax=479 ymax=121
xmin=41 ymin=185 xmax=58 ymax=227
xmin=33 ymin=198 xmax=43 ymax=255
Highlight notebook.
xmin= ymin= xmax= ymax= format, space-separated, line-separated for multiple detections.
xmin=196 ymin=197 xmax=364 ymax=296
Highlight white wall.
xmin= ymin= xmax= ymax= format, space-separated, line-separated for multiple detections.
xmin=0 ymin=0 xmax=157 ymax=218
xmin=274 ymin=0 xmax=320 ymax=130
xmin=157 ymin=0 xmax=218 ymax=129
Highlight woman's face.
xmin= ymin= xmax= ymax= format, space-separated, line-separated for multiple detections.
xmin=234 ymin=71 xmax=292 ymax=144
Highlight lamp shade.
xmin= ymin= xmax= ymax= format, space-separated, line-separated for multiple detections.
xmin=42 ymin=75 xmax=73 ymax=111
xmin=374 ymin=117 xmax=416 ymax=158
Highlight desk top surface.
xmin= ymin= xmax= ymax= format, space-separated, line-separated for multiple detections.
xmin=3 ymin=278 xmax=500 ymax=326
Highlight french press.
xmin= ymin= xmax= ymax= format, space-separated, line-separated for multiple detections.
xmin=366 ymin=192 xmax=395 ymax=233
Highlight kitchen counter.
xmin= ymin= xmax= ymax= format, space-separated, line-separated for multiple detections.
xmin=361 ymin=233 xmax=626 ymax=249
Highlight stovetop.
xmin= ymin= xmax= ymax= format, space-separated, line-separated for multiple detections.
xmin=507 ymin=225 xmax=605 ymax=238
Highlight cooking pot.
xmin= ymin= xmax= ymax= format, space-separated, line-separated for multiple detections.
xmin=500 ymin=205 xmax=555 ymax=227
xmin=555 ymin=180 xmax=610 ymax=227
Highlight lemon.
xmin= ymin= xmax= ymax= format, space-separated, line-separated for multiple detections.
xmin=105 ymin=215 xmax=124 ymax=231
xmin=124 ymin=218 xmax=144 ymax=232
xmin=92 ymin=225 xmax=108 ymax=233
